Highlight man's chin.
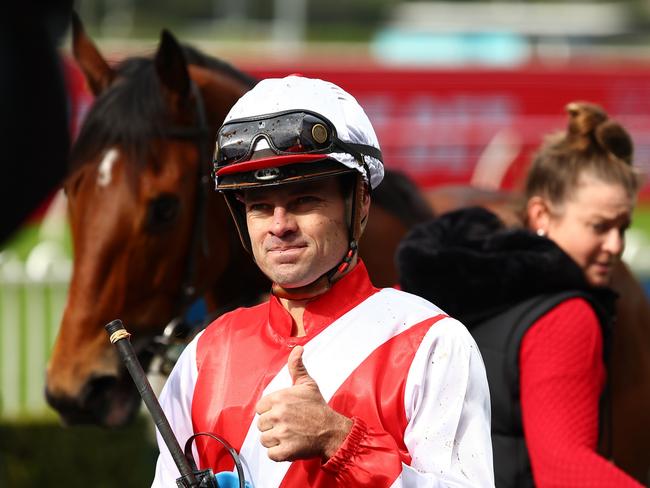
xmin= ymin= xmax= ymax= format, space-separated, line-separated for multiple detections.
xmin=263 ymin=260 xmax=335 ymax=289
xmin=271 ymin=269 xmax=327 ymax=290
xmin=267 ymin=268 xmax=312 ymax=289
xmin=274 ymin=277 xmax=314 ymax=289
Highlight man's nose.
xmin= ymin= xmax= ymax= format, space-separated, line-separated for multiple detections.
xmin=270 ymin=207 xmax=297 ymax=236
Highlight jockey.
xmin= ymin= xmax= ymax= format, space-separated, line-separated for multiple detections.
xmin=214 ymin=75 xmax=384 ymax=301
xmin=152 ymin=75 xmax=494 ymax=487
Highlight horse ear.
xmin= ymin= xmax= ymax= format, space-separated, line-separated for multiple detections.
xmin=71 ymin=11 xmax=115 ymax=96
xmin=155 ymin=30 xmax=191 ymax=99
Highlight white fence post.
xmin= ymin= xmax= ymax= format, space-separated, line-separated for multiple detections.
xmin=0 ymin=247 xmax=70 ymax=420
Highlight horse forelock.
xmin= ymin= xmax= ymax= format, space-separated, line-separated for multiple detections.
xmin=68 ymin=49 xmax=256 ymax=181
xmin=69 ymin=57 xmax=168 ymax=181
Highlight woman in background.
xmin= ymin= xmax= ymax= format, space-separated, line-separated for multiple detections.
xmin=398 ymin=102 xmax=644 ymax=487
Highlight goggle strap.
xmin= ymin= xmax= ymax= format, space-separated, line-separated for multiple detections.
xmin=334 ymin=140 xmax=383 ymax=163
xmin=223 ymin=193 xmax=253 ymax=254
xmin=330 ymin=172 xmax=364 ymax=279
xmin=351 ymin=173 xmax=365 ymax=242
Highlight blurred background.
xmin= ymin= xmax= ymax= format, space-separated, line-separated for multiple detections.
xmin=4 ymin=0 xmax=650 ymax=486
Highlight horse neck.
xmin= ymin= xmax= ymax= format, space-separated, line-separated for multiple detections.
xmin=200 ymin=190 xmax=269 ymax=315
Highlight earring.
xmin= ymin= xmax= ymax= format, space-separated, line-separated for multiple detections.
xmin=536 ymin=228 xmax=546 ymax=237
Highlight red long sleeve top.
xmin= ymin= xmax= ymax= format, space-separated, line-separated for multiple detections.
xmin=520 ymin=297 xmax=642 ymax=487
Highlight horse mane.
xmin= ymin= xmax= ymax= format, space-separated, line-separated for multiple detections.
xmin=372 ymin=169 xmax=435 ymax=226
xmin=68 ymin=45 xmax=257 ymax=176
xmin=181 ymin=44 xmax=257 ymax=88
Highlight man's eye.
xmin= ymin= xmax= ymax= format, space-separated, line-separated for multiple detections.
xmin=248 ymin=203 xmax=271 ymax=212
xmin=295 ymin=196 xmax=318 ymax=205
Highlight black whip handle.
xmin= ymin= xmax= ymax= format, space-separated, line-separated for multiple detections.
xmin=105 ymin=319 xmax=199 ymax=486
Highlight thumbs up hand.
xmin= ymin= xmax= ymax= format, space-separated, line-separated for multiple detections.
xmin=255 ymin=346 xmax=353 ymax=463
xmin=287 ymin=344 xmax=314 ymax=386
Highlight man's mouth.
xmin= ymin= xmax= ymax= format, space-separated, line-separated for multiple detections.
xmin=266 ymin=245 xmax=307 ymax=261
xmin=268 ymin=245 xmax=306 ymax=252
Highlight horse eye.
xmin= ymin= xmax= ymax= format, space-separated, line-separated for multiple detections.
xmin=64 ymin=168 xmax=86 ymax=197
xmin=146 ymin=194 xmax=180 ymax=232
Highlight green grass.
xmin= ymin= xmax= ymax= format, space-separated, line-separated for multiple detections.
xmin=0 ymin=416 xmax=158 ymax=487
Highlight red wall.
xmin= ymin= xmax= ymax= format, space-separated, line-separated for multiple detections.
xmin=244 ymin=64 xmax=650 ymax=200
xmin=68 ymin=56 xmax=650 ymax=200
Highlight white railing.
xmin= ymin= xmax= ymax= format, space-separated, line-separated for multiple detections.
xmin=0 ymin=245 xmax=71 ymax=420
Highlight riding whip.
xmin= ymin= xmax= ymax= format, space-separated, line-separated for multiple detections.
xmin=105 ymin=319 xmax=218 ymax=487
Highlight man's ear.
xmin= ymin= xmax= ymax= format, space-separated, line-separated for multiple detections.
xmin=362 ymin=184 xmax=371 ymax=215
xmin=359 ymin=184 xmax=371 ymax=233
xmin=526 ymin=195 xmax=551 ymax=235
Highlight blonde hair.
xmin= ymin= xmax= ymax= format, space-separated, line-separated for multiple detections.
xmin=525 ymin=101 xmax=640 ymax=208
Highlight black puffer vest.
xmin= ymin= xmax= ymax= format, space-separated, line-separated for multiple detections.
xmin=397 ymin=207 xmax=616 ymax=487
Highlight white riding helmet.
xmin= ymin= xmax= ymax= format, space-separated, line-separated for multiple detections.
xmin=213 ymin=75 xmax=384 ymax=191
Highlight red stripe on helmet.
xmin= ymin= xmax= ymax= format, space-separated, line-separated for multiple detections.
xmin=216 ymin=154 xmax=328 ymax=176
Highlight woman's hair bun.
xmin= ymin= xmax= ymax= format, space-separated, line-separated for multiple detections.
xmin=565 ymin=101 xmax=633 ymax=164
xmin=596 ymin=120 xmax=633 ymax=164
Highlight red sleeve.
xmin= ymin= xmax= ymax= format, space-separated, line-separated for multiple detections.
xmin=321 ymin=416 xmax=403 ymax=485
xmin=520 ymin=298 xmax=642 ymax=487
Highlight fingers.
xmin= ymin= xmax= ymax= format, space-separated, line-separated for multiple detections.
xmin=257 ymin=411 xmax=274 ymax=432
xmin=260 ymin=428 xmax=300 ymax=463
xmin=258 ymin=419 xmax=292 ymax=462
xmin=254 ymin=346 xmax=328 ymax=463
xmin=288 ymin=345 xmax=311 ymax=385
xmin=266 ymin=443 xmax=294 ymax=463
xmin=260 ymin=431 xmax=293 ymax=462
xmin=259 ymin=430 xmax=279 ymax=449
xmin=255 ymin=394 xmax=271 ymax=416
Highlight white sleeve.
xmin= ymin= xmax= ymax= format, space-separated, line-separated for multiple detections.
xmin=399 ymin=317 xmax=495 ymax=487
xmin=151 ymin=332 xmax=201 ymax=488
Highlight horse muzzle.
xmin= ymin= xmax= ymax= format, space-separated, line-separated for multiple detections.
xmin=45 ymin=371 xmax=142 ymax=427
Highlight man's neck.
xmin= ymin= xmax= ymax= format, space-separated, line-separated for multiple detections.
xmin=275 ymin=258 xmax=360 ymax=337
xmin=279 ymin=297 xmax=309 ymax=337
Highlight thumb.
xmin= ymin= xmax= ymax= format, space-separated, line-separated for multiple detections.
xmin=288 ymin=345 xmax=312 ymax=385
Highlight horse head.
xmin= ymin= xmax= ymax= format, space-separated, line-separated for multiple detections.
xmin=45 ymin=14 xmax=267 ymax=427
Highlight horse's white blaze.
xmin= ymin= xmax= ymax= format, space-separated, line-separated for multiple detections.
xmin=97 ymin=148 xmax=119 ymax=187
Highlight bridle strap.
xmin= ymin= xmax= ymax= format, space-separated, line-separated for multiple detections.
xmin=177 ymin=81 xmax=212 ymax=305
xmin=150 ymin=82 xmax=265 ymax=369
xmin=147 ymin=82 xmax=214 ymax=373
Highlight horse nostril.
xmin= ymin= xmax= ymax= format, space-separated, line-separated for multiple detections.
xmin=44 ymin=386 xmax=69 ymax=414
xmin=44 ymin=374 xmax=140 ymax=427
xmin=84 ymin=373 xmax=142 ymax=427
xmin=44 ymin=383 xmax=102 ymax=426
xmin=81 ymin=375 xmax=118 ymax=411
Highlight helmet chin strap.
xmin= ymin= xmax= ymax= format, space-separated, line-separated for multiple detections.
xmin=271 ymin=174 xmax=366 ymax=301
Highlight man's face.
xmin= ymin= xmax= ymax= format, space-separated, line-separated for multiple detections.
xmin=243 ymin=178 xmax=349 ymax=288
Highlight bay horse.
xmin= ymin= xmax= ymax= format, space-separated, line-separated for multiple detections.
xmin=44 ymin=14 xmax=432 ymax=428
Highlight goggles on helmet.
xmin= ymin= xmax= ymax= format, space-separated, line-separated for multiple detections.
xmin=213 ymin=110 xmax=383 ymax=174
